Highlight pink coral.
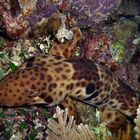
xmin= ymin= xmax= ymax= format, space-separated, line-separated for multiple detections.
xmin=82 ymin=33 xmax=118 ymax=71
xmin=0 ymin=2 xmax=28 ymax=39
xmin=3 ymin=13 xmax=28 ymax=37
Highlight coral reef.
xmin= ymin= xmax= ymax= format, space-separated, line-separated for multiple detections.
xmin=17 ymin=0 xmax=121 ymax=26
xmin=68 ymin=0 xmax=121 ymax=27
xmin=109 ymin=41 xmax=125 ymax=63
xmin=82 ymin=33 xmax=123 ymax=71
xmin=115 ymin=39 xmax=140 ymax=92
xmin=0 ymin=0 xmax=140 ymax=139
xmin=0 ymin=2 xmax=28 ymax=39
xmin=0 ymin=106 xmax=55 ymax=139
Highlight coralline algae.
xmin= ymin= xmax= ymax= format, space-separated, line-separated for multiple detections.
xmin=18 ymin=0 xmax=121 ymax=26
xmin=0 ymin=0 xmax=121 ymax=31
xmin=68 ymin=0 xmax=121 ymax=26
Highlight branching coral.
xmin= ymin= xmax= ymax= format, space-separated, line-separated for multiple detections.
xmin=135 ymin=105 xmax=140 ymax=140
xmin=47 ymin=106 xmax=96 ymax=140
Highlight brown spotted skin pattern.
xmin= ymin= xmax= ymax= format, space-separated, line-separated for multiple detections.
xmin=0 ymin=54 xmax=139 ymax=133
xmin=59 ymin=97 xmax=82 ymax=124
xmin=0 ymin=55 xmax=74 ymax=106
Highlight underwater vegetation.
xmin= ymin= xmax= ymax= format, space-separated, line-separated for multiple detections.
xmin=0 ymin=0 xmax=140 ymax=139
xmin=47 ymin=106 xmax=96 ymax=140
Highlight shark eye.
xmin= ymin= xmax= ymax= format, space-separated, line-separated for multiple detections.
xmin=86 ymin=83 xmax=95 ymax=94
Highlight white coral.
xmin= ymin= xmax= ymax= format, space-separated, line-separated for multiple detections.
xmin=56 ymin=26 xmax=74 ymax=43
xmin=56 ymin=14 xmax=74 ymax=43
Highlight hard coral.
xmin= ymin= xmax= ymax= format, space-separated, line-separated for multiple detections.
xmin=3 ymin=13 xmax=28 ymax=38
xmin=0 ymin=3 xmax=28 ymax=39
xmin=68 ymin=0 xmax=121 ymax=27
xmin=23 ymin=0 xmax=58 ymax=24
xmin=49 ymin=27 xmax=82 ymax=57
xmin=83 ymin=33 xmax=110 ymax=59
xmin=82 ymin=33 xmax=119 ymax=71
xmin=16 ymin=0 xmax=121 ymax=27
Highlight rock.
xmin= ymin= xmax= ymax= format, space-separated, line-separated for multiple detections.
xmin=111 ymin=19 xmax=138 ymax=42
xmin=118 ymin=0 xmax=140 ymax=16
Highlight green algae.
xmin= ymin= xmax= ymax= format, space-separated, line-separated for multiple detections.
xmin=19 ymin=122 xmax=28 ymax=130
xmin=29 ymin=129 xmax=37 ymax=140
xmin=0 ymin=112 xmax=5 ymax=118
xmin=110 ymin=42 xmax=125 ymax=63
xmin=0 ymin=68 xmax=4 ymax=80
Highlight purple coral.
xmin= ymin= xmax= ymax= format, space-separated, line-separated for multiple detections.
xmin=69 ymin=0 xmax=121 ymax=26
xmin=0 ymin=2 xmax=28 ymax=39
xmin=24 ymin=0 xmax=58 ymax=24
xmin=82 ymin=33 xmax=119 ymax=71
xmin=22 ymin=0 xmax=121 ymax=26
xmin=0 ymin=0 xmax=121 ymax=27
